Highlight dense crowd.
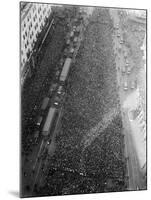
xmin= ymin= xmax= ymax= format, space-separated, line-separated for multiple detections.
xmin=21 ymin=7 xmax=83 ymax=196
xmin=35 ymin=8 xmax=127 ymax=196
xmin=21 ymin=10 xmax=69 ymax=139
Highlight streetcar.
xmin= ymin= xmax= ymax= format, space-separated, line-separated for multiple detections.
xmin=42 ymin=107 xmax=58 ymax=137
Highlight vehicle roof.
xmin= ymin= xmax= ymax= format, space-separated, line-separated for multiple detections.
xmin=42 ymin=107 xmax=56 ymax=133
xmin=41 ymin=97 xmax=49 ymax=110
xmin=59 ymin=58 xmax=72 ymax=82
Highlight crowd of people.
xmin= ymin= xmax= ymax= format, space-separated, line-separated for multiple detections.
xmin=36 ymin=8 xmax=127 ymax=196
xmin=21 ymin=7 xmax=74 ymax=151
xmin=21 ymin=7 xmax=85 ymax=196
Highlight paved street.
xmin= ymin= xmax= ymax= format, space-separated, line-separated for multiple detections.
xmin=34 ymin=8 xmax=126 ymax=196
xmin=21 ymin=6 xmax=146 ymax=197
xmin=109 ymin=9 xmax=146 ymax=190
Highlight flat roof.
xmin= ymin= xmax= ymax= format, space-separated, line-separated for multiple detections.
xmin=42 ymin=107 xmax=56 ymax=133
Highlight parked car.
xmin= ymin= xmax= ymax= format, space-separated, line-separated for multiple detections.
xmin=53 ymin=86 xmax=65 ymax=107
xmin=53 ymin=95 xmax=62 ymax=107
xmin=36 ymin=116 xmax=43 ymax=127
xmin=125 ymin=60 xmax=129 ymax=65
xmin=123 ymin=81 xmax=128 ymax=91
xmin=115 ymin=23 xmax=119 ymax=29
xmin=48 ymin=83 xmax=58 ymax=97
xmin=57 ymin=85 xmax=65 ymax=95
xmin=122 ymin=66 xmax=126 ymax=74
xmin=130 ymin=80 xmax=137 ymax=89
xmin=117 ymin=32 xmax=120 ymax=37
xmin=127 ymin=66 xmax=131 ymax=74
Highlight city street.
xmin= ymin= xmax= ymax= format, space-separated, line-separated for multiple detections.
xmin=34 ymin=8 xmax=126 ymax=196
xmin=109 ymin=9 xmax=146 ymax=190
xmin=21 ymin=5 xmax=146 ymax=197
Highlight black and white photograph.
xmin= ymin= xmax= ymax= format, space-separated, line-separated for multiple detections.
xmin=20 ymin=1 xmax=147 ymax=198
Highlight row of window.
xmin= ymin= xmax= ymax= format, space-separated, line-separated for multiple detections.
xmin=33 ymin=6 xmax=48 ymax=16
xmin=22 ymin=6 xmax=50 ymax=32
xmin=22 ymin=18 xmax=47 ymax=53
xmin=21 ymin=5 xmax=51 ymax=70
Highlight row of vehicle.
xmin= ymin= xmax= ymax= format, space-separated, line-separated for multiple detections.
xmin=115 ymin=23 xmax=137 ymax=91
xmin=123 ymin=79 xmax=137 ymax=91
xmin=122 ymin=58 xmax=137 ymax=90
xmin=33 ymin=16 xmax=85 ymax=141
xmin=22 ymin=9 xmax=89 ymax=193
xmin=34 ymin=59 xmax=70 ymax=137
xmin=121 ymin=60 xmax=132 ymax=75
xmin=28 ymin=15 xmax=86 ymax=183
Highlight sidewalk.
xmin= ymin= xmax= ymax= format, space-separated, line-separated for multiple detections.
xmin=109 ymin=8 xmax=146 ymax=190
